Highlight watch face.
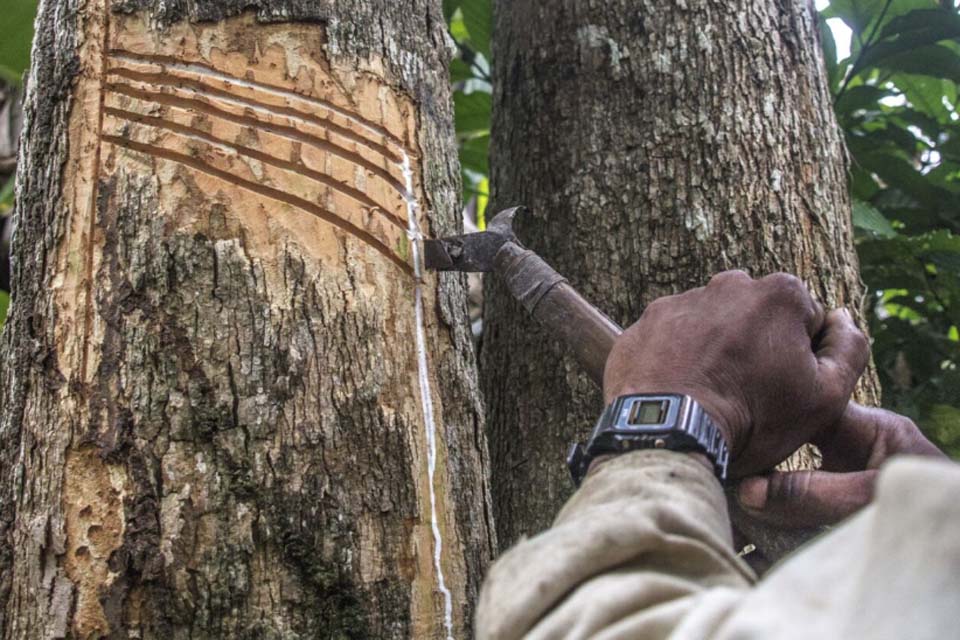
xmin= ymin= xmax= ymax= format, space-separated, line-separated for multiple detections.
xmin=615 ymin=395 xmax=681 ymax=432
xmin=629 ymin=400 xmax=669 ymax=425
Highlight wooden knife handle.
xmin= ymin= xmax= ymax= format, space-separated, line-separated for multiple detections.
xmin=494 ymin=242 xmax=621 ymax=385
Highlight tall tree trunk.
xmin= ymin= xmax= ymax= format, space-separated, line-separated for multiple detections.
xmin=0 ymin=1 xmax=495 ymax=638
xmin=483 ymin=0 xmax=880 ymax=552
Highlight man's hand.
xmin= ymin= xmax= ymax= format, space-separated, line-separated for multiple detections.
xmin=737 ymin=403 xmax=946 ymax=527
xmin=603 ymin=271 xmax=871 ymax=477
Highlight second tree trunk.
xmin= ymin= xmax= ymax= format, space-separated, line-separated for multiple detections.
xmin=483 ymin=0 xmax=879 ymax=551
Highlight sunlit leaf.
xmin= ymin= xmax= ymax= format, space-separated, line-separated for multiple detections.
xmin=854 ymin=199 xmax=899 ymax=237
xmin=449 ymin=9 xmax=470 ymax=43
xmin=476 ymin=176 xmax=489 ymax=229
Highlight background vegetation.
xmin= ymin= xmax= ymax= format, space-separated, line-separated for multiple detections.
xmin=0 ymin=0 xmax=956 ymax=453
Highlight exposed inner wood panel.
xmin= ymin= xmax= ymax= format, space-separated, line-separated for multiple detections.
xmin=104 ymin=14 xmax=424 ymax=275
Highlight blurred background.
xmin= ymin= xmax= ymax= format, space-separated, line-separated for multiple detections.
xmin=1 ymin=0 xmax=957 ymax=453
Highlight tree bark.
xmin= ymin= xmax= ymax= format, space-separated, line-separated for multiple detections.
xmin=483 ymin=0 xmax=880 ymax=553
xmin=0 ymin=1 xmax=495 ymax=638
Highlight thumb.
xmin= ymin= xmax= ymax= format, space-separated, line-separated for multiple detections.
xmin=737 ymin=469 xmax=878 ymax=528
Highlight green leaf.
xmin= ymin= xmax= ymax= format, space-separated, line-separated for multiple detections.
xmin=0 ymin=291 xmax=8 ymax=329
xmin=0 ymin=0 xmax=37 ymax=85
xmin=443 ymin=0 xmax=461 ymax=21
xmin=926 ymin=404 xmax=960 ymax=457
xmin=919 ymin=229 xmax=960 ymax=254
xmin=853 ymin=200 xmax=898 ymax=237
xmin=878 ymin=7 xmax=960 ymax=40
xmin=835 ymin=84 xmax=894 ymax=116
xmin=891 ymin=78 xmax=955 ymax=125
xmin=870 ymin=43 xmax=960 ymax=83
xmin=460 ymin=0 xmax=492 ymax=58
xmin=459 ymin=133 xmax=489 ymax=176
xmin=449 ymin=10 xmax=470 ymax=44
xmin=476 ymin=176 xmax=489 ymax=229
xmin=891 ymin=73 xmax=952 ymax=122
xmin=454 ymin=90 xmax=491 ymax=135
xmin=849 ymin=143 xmax=951 ymax=212
xmin=851 ymin=164 xmax=881 ymax=200
xmin=450 ymin=58 xmax=473 ymax=83
xmin=941 ymin=131 xmax=960 ymax=162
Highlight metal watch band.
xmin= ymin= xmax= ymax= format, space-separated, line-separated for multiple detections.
xmin=566 ymin=394 xmax=729 ymax=486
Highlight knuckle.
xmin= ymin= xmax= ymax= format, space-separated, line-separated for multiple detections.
xmin=836 ymin=321 xmax=871 ymax=369
xmin=641 ymin=294 xmax=674 ymax=316
xmin=708 ymin=269 xmax=752 ymax=287
xmin=763 ymin=272 xmax=805 ymax=295
xmin=763 ymin=273 xmax=813 ymax=309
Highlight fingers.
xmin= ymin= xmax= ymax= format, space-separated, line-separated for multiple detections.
xmin=816 ymin=402 xmax=946 ymax=471
xmin=814 ymin=309 xmax=871 ymax=407
xmin=737 ymin=469 xmax=878 ymax=528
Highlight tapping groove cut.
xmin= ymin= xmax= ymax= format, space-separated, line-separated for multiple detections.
xmin=104 ymin=105 xmax=406 ymax=229
xmin=104 ymin=81 xmax=408 ymax=195
xmin=102 ymin=134 xmax=414 ymax=276
xmin=106 ymin=64 xmax=401 ymax=163
xmin=108 ymin=49 xmax=408 ymax=151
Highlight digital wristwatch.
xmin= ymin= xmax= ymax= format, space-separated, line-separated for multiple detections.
xmin=567 ymin=393 xmax=730 ymax=486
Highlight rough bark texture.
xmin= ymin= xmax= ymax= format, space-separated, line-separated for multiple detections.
xmin=0 ymin=1 xmax=495 ymax=638
xmin=483 ymin=0 xmax=881 ymax=553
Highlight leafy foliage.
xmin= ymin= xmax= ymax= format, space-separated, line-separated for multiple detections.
xmin=446 ymin=0 xmax=960 ymax=453
xmin=0 ymin=0 xmax=37 ymax=85
xmin=823 ymin=0 xmax=960 ymax=454
xmin=445 ymin=0 xmax=492 ymax=227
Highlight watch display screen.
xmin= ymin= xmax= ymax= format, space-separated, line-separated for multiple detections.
xmin=629 ymin=400 xmax=669 ymax=425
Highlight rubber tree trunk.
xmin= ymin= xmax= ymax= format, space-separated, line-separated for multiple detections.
xmin=0 ymin=1 xmax=495 ymax=638
xmin=483 ymin=0 xmax=880 ymax=553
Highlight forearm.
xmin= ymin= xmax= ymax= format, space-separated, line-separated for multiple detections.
xmin=476 ymin=450 xmax=754 ymax=639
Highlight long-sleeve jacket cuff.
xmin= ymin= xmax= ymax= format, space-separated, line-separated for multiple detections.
xmin=477 ymin=450 xmax=754 ymax=639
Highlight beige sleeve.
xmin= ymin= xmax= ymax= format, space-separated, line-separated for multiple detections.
xmin=475 ymin=450 xmax=755 ymax=640
xmin=476 ymin=452 xmax=960 ymax=640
